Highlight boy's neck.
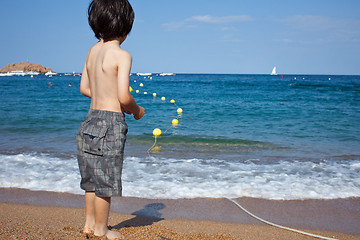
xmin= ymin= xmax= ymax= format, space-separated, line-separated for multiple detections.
xmin=101 ymin=36 xmax=127 ymax=46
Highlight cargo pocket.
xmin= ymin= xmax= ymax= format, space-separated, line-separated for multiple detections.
xmin=83 ymin=125 xmax=108 ymax=156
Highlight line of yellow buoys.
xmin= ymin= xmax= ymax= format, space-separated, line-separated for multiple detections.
xmin=129 ymin=76 xmax=183 ymax=153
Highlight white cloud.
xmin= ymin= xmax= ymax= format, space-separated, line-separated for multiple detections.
xmin=187 ymin=15 xmax=253 ymax=24
xmin=162 ymin=14 xmax=253 ymax=31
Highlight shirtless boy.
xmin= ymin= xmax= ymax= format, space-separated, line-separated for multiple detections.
xmin=76 ymin=0 xmax=144 ymax=239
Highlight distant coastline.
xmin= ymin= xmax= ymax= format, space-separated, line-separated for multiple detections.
xmin=0 ymin=62 xmax=54 ymax=75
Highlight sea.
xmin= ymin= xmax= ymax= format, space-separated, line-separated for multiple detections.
xmin=0 ymin=73 xmax=359 ymax=200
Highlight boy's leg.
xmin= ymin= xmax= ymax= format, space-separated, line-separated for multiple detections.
xmin=94 ymin=195 xmax=123 ymax=239
xmin=83 ymin=191 xmax=96 ymax=233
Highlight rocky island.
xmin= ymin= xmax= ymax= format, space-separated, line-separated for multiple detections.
xmin=0 ymin=62 xmax=54 ymax=75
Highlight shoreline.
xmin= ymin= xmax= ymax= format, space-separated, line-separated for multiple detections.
xmin=1 ymin=187 xmax=359 ymax=239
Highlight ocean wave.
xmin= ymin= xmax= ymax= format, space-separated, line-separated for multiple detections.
xmin=1 ymin=153 xmax=359 ymax=200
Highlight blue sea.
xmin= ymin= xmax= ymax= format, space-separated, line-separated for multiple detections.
xmin=0 ymin=74 xmax=359 ymax=200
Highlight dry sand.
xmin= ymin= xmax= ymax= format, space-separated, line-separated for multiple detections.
xmin=1 ymin=202 xmax=357 ymax=240
xmin=0 ymin=188 xmax=359 ymax=240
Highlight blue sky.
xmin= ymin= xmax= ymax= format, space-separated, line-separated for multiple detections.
xmin=0 ymin=0 xmax=359 ymax=74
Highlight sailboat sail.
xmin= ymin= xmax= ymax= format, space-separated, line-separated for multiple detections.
xmin=271 ymin=67 xmax=277 ymax=75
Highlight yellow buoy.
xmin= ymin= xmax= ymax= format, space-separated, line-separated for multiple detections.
xmin=150 ymin=77 xmax=152 ymax=80
xmin=170 ymin=99 xmax=175 ymax=103
xmin=294 ymin=77 xmax=296 ymax=80
xmin=129 ymin=86 xmax=133 ymax=92
xmin=134 ymin=80 xmax=137 ymax=82
xmin=172 ymin=119 xmax=179 ymax=125
xmin=153 ymin=93 xmax=157 ymax=97
xmin=144 ymin=92 xmax=148 ymax=95
xmin=177 ymin=108 xmax=183 ymax=114
xmin=329 ymin=78 xmax=331 ymax=80
xmin=153 ymin=128 xmax=162 ymax=136
xmin=136 ymin=90 xmax=139 ymax=93
xmin=161 ymin=97 xmax=166 ymax=101
xmin=140 ymin=83 xmax=144 ymax=87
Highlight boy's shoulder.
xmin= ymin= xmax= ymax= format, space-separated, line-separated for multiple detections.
xmin=113 ymin=47 xmax=132 ymax=60
xmin=104 ymin=46 xmax=132 ymax=65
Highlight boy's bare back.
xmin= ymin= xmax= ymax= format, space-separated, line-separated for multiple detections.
xmin=80 ymin=38 xmax=144 ymax=119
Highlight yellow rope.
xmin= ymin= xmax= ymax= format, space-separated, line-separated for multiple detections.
xmin=147 ymin=135 xmax=158 ymax=153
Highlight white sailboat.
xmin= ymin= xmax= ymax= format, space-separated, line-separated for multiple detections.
xmin=271 ymin=66 xmax=277 ymax=75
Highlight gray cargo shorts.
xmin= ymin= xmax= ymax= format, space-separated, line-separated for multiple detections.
xmin=76 ymin=109 xmax=128 ymax=197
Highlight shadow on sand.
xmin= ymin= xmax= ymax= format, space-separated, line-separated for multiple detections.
xmin=112 ymin=203 xmax=166 ymax=229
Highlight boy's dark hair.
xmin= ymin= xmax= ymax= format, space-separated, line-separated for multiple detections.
xmin=88 ymin=0 xmax=134 ymax=41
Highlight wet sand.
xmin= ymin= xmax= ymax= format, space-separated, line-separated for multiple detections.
xmin=0 ymin=188 xmax=359 ymax=239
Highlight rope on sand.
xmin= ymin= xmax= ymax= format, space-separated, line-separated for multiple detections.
xmin=226 ymin=198 xmax=338 ymax=240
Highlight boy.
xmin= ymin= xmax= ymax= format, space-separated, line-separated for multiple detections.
xmin=76 ymin=0 xmax=144 ymax=239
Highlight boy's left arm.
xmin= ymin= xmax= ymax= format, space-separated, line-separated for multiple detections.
xmin=80 ymin=62 xmax=91 ymax=98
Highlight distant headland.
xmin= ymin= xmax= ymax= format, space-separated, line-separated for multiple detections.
xmin=0 ymin=62 xmax=55 ymax=75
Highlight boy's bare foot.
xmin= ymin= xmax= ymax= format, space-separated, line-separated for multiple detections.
xmin=82 ymin=225 xmax=94 ymax=234
xmin=94 ymin=229 xmax=123 ymax=240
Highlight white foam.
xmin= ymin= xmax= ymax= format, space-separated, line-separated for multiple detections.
xmin=0 ymin=153 xmax=359 ymax=200
xmin=123 ymin=157 xmax=360 ymax=199
xmin=0 ymin=153 xmax=82 ymax=194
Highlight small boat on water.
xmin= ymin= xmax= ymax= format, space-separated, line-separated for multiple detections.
xmin=137 ymin=73 xmax=152 ymax=76
xmin=271 ymin=67 xmax=277 ymax=75
xmin=0 ymin=70 xmax=49 ymax=77
xmin=26 ymin=71 xmax=40 ymax=76
xmin=159 ymin=73 xmax=175 ymax=76
xmin=45 ymin=71 xmax=58 ymax=76
xmin=11 ymin=71 xmax=26 ymax=76
xmin=0 ymin=72 xmax=14 ymax=77
xmin=0 ymin=71 xmax=28 ymax=76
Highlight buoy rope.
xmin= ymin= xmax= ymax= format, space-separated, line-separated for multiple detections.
xmin=163 ymin=125 xmax=174 ymax=135
xmin=173 ymin=102 xmax=179 ymax=108
xmin=147 ymin=135 xmax=158 ymax=154
xmin=226 ymin=198 xmax=338 ymax=240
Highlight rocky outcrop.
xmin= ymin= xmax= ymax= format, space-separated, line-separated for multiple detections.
xmin=0 ymin=62 xmax=54 ymax=74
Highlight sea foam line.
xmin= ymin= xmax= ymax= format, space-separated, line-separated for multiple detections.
xmin=0 ymin=153 xmax=359 ymax=200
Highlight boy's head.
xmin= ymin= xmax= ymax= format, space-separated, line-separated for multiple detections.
xmin=88 ymin=0 xmax=134 ymax=41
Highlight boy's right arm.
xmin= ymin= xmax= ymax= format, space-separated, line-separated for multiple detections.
xmin=117 ymin=51 xmax=145 ymax=120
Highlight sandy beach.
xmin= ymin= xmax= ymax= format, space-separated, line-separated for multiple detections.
xmin=1 ymin=188 xmax=359 ymax=240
